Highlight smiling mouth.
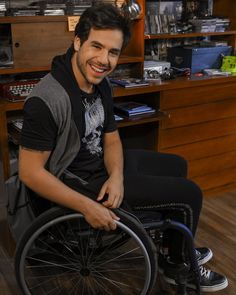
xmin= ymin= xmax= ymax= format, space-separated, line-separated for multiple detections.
xmin=90 ymin=64 xmax=110 ymax=74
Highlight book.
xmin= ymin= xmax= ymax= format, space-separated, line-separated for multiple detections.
xmin=110 ymin=78 xmax=149 ymax=88
xmin=115 ymin=101 xmax=147 ymax=110
xmin=125 ymin=109 xmax=156 ymax=116
xmin=114 ymin=101 xmax=149 ymax=112
xmin=114 ymin=101 xmax=155 ymax=117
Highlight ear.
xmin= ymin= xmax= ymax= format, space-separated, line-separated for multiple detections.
xmin=73 ymin=36 xmax=81 ymax=52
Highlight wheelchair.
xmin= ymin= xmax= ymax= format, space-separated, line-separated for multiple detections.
xmin=14 ymin=205 xmax=201 ymax=295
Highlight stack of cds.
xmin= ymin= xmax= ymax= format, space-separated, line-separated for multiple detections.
xmin=12 ymin=9 xmax=41 ymax=16
xmin=67 ymin=4 xmax=91 ymax=16
xmin=0 ymin=0 xmax=6 ymax=16
xmin=189 ymin=18 xmax=230 ymax=33
xmin=5 ymin=0 xmax=41 ymax=16
xmin=43 ymin=3 xmax=66 ymax=15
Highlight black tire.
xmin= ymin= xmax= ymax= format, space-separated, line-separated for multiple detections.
xmin=15 ymin=207 xmax=157 ymax=295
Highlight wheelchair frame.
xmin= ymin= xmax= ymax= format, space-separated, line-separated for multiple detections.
xmin=15 ymin=207 xmax=200 ymax=295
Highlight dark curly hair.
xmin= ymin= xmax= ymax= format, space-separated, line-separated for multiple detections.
xmin=74 ymin=3 xmax=131 ymax=50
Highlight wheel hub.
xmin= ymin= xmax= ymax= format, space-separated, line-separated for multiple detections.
xmin=80 ymin=268 xmax=90 ymax=276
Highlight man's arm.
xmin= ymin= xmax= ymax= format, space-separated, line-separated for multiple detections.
xmin=19 ymin=146 xmax=119 ymax=231
xmin=97 ymin=130 xmax=124 ymax=208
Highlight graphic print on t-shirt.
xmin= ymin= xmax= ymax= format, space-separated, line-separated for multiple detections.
xmin=82 ymin=94 xmax=104 ymax=156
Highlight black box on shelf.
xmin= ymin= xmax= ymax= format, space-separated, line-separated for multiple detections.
xmin=167 ymin=45 xmax=232 ymax=73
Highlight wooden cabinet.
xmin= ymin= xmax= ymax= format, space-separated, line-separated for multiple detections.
xmin=141 ymin=0 xmax=236 ymax=195
xmin=0 ymin=0 xmax=145 ymax=75
xmin=11 ymin=21 xmax=73 ymax=68
xmin=158 ymin=78 xmax=236 ymax=196
xmin=0 ymin=16 xmax=74 ymax=73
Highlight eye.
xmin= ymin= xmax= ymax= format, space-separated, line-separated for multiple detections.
xmin=92 ymin=44 xmax=101 ymax=49
xmin=109 ymin=50 xmax=120 ymax=57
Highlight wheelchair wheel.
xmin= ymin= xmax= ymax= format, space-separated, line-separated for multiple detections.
xmin=15 ymin=207 xmax=157 ymax=295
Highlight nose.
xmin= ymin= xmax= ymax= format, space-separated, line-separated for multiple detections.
xmin=98 ymin=49 xmax=109 ymax=65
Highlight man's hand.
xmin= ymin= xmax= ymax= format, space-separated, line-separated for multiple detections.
xmin=97 ymin=175 xmax=124 ymax=208
xmin=83 ymin=199 xmax=120 ymax=231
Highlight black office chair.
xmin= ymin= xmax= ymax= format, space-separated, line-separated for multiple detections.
xmin=14 ymin=206 xmax=200 ymax=295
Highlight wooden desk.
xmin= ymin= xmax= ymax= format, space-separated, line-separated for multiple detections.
xmin=1 ymin=75 xmax=236 ymax=197
xmin=114 ymin=74 xmax=236 ymax=196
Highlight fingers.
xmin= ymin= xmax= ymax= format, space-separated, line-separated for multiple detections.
xmin=100 ymin=210 xmax=119 ymax=231
xmin=102 ymin=193 xmax=124 ymax=208
xmin=97 ymin=180 xmax=124 ymax=208
xmin=97 ymin=186 xmax=107 ymax=201
xmin=102 ymin=221 xmax=116 ymax=231
xmin=110 ymin=209 xmax=120 ymax=221
xmin=85 ymin=203 xmax=120 ymax=232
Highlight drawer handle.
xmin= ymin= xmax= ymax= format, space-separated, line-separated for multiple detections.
xmin=14 ymin=42 xmax=20 ymax=48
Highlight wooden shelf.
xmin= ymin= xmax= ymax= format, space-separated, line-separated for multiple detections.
xmin=0 ymin=66 xmax=50 ymax=75
xmin=0 ymin=58 xmax=143 ymax=75
xmin=0 ymin=99 xmax=24 ymax=112
xmin=117 ymin=56 xmax=143 ymax=64
xmin=145 ymin=30 xmax=236 ymax=40
xmin=0 ymin=14 xmax=145 ymax=24
xmin=0 ymin=15 xmax=70 ymax=24
xmin=117 ymin=110 xmax=167 ymax=128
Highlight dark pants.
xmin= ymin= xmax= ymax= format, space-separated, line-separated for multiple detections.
xmin=123 ymin=149 xmax=202 ymax=235
xmin=33 ymin=149 xmax=203 ymax=262
xmin=123 ymin=149 xmax=202 ymax=262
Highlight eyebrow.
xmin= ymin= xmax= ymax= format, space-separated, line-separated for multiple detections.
xmin=91 ymin=41 xmax=121 ymax=54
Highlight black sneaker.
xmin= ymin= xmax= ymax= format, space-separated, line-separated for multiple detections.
xmin=163 ymin=265 xmax=228 ymax=292
xmin=159 ymin=247 xmax=212 ymax=273
xmin=196 ymin=247 xmax=213 ymax=265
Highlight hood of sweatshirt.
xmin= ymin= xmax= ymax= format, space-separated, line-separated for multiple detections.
xmin=51 ymin=46 xmax=83 ymax=135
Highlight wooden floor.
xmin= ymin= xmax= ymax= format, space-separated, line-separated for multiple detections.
xmin=0 ymin=190 xmax=235 ymax=294
xmin=195 ymin=191 xmax=236 ymax=295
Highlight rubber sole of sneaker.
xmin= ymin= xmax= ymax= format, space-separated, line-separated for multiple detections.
xmin=162 ymin=275 xmax=228 ymax=292
xmin=197 ymin=248 xmax=213 ymax=266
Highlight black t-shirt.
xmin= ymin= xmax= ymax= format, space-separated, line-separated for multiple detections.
xmin=20 ymin=86 xmax=117 ymax=182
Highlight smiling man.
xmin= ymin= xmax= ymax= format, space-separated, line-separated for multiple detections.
xmin=19 ymin=4 xmax=131 ymax=231
xmin=72 ymin=28 xmax=123 ymax=90
xmin=19 ymin=3 xmax=228 ymax=292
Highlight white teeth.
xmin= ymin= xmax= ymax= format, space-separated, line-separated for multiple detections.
xmin=91 ymin=65 xmax=106 ymax=73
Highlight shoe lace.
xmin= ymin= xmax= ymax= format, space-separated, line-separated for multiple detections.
xmin=199 ymin=265 xmax=211 ymax=279
xmin=195 ymin=249 xmax=200 ymax=259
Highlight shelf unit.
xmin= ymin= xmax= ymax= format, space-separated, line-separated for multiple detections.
xmin=145 ymin=31 xmax=236 ymax=40
xmin=0 ymin=2 xmax=145 ymax=74
xmin=143 ymin=0 xmax=236 ymax=56
xmin=1 ymin=0 xmax=235 ymax=75
xmin=1 ymin=0 xmax=236 ymax=195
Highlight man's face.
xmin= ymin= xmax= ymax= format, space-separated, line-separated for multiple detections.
xmin=73 ymin=28 xmax=123 ymax=91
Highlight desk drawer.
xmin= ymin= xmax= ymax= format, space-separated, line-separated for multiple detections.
xmin=161 ymin=98 xmax=236 ymax=129
xmin=160 ymin=82 xmax=236 ymax=110
xmin=159 ymin=116 xmax=236 ymax=148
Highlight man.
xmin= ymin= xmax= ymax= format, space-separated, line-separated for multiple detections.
xmin=19 ymin=3 xmax=227 ymax=292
